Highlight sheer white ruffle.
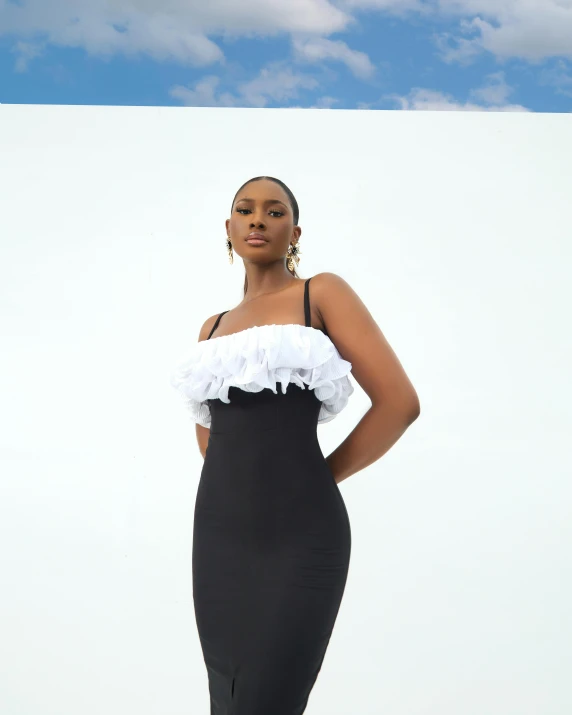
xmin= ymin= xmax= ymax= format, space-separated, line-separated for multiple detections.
xmin=170 ymin=323 xmax=354 ymax=428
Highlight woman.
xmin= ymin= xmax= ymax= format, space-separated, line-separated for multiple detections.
xmin=171 ymin=176 xmax=420 ymax=714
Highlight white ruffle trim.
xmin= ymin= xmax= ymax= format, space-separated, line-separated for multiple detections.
xmin=170 ymin=323 xmax=354 ymax=428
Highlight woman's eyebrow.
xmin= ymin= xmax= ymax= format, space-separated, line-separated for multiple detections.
xmin=236 ymin=198 xmax=288 ymax=208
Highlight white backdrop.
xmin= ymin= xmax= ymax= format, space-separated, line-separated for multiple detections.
xmin=0 ymin=104 xmax=570 ymax=715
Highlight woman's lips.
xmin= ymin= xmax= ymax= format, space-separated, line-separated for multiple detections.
xmin=246 ymin=233 xmax=268 ymax=245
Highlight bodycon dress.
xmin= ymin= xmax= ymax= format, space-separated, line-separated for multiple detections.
xmin=171 ymin=276 xmax=354 ymax=714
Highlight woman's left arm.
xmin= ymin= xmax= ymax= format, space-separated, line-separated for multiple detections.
xmin=314 ymin=272 xmax=421 ymax=485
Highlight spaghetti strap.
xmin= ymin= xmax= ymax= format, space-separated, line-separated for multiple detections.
xmin=208 ymin=310 xmax=229 ymax=340
xmin=304 ymin=277 xmax=328 ymax=336
xmin=303 ymin=278 xmax=311 ymax=328
xmin=209 ymin=279 xmax=323 ymax=341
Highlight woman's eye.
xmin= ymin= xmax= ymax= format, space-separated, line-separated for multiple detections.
xmin=237 ymin=208 xmax=283 ymax=217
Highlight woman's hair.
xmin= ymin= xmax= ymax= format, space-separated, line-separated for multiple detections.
xmin=230 ymin=176 xmax=301 ymax=295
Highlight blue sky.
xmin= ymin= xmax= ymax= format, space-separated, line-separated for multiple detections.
xmin=1 ymin=0 xmax=571 ymax=112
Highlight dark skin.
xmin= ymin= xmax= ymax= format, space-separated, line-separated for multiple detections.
xmin=195 ymin=179 xmax=421 ymax=483
xmin=227 ymin=178 xmax=303 ymax=307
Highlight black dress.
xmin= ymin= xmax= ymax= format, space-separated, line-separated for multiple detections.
xmin=171 ymin=276 xmax=354 ymax=714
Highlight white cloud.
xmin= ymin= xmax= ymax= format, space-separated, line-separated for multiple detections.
xmin=0 ymin=0 xmax=351 ymax=68
xmin=342 ymin=0 xmax=572 ymax=63
xmin=292 ymin=36 xmax=375 ymax=79
xmin=311 ymin=95 xmax=341 ymax=107
xmin=169 ymin=75 xmax=239 ymax=107
xmin=435 ymin=0 xmax=572 ymax=63
xmin=391 ymin=87 xmax=527 ymax=111
xmin=339 ymin=0 xmax=429 ymax=13
xmin=387 ymin=72 xmax=531 ymax=110
xmin=169 ymin=63 xmax=320 ymax=107
xmin=0 ymin=1 xmax=226 ymax=66
xmin=469 ymin=70 xmax=513 ymax=104
xmin=434 ymin=20 xmax=485 ymax=65
xmin=10 ymin=40 xmax=45 ymax=73
xmin=2 ymin=0 xmax=572 ymax=80
xmin=537 ymin=59 xmax=572 ymax=98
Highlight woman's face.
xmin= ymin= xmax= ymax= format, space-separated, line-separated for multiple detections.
xmin=225 ymin=179 xmax=301 ymax=264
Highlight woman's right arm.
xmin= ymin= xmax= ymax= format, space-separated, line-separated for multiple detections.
xmin=195 ymin=314 xmax=220 ymax=458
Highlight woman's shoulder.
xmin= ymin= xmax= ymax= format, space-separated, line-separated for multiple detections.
xmin=307 ymin=272 xmax=353 ymax=300
xmin=197 ymin=311 xmax=228 ymax=342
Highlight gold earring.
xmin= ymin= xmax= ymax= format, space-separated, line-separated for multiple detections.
xmin=226 ymin=236 xmax=233 ymax=264
xmin=287 ymin=242 xmax=301 ymax=272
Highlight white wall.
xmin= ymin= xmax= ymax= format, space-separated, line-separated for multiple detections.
xmin=0 ymin=104 xmax=570 ymax=715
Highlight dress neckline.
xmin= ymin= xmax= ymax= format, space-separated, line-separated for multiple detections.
xmin=206 ymin=277 xmax=327 ymax=343
xmin=203 ymin=323 xmax=328 ymax=345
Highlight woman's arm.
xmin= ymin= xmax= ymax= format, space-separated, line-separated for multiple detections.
xmin=196 ymin=423 xmax=210 ymax=460
xmin=313 ymin=272 xmax=420 ymax=485
xmin=195 ymin=314 xmax=220 ymax=459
